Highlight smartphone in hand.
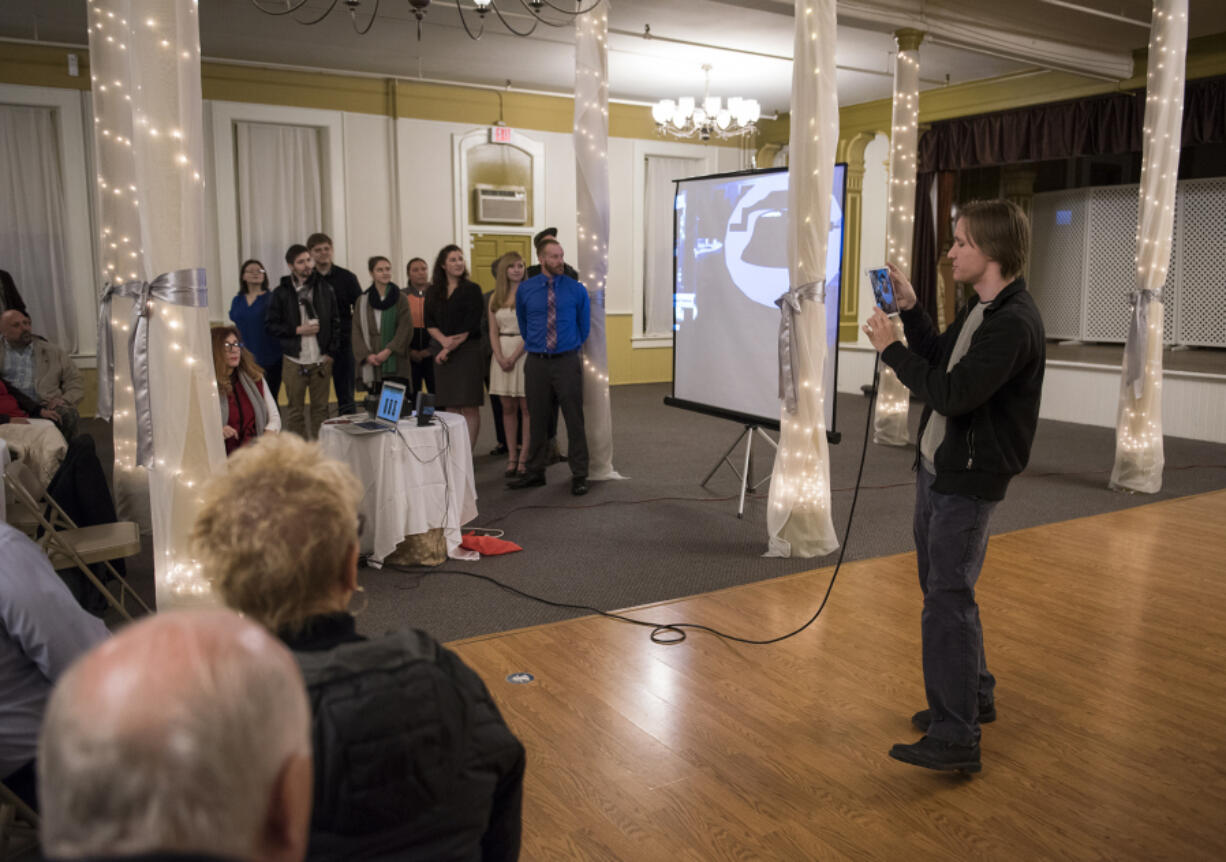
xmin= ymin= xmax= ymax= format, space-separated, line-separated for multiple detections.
xmin=867 ymin=266 xmax=900 ymax=316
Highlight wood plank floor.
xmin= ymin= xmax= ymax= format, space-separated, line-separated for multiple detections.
xmin=450 ymin=490 xmax=1226 ymax=861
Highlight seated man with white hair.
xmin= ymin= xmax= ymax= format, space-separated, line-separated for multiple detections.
xmin=37 ymin=609 xmax=313 ymax=862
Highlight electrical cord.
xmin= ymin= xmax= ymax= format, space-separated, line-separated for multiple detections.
xmin=383 ymin=359 xmax=885 ymax=646
xmin=378 ymin=364 xmax=1226 ymax=645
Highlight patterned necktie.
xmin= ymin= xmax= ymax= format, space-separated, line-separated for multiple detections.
xmin=545 ymin=276 xmax=557 ymax=352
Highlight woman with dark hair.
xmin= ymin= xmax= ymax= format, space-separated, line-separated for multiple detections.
xmin=228 ymin=259 xmax=283 ymax=400
xmin=210 ymin=325 xmax=280 ymax=456
xmin=403 ymin=256 xmax=435 ymax=396
xmin=424 ymin=244 xmax=484 ymax=448
xmin=353 ymin=256 xmax=412 ymax=397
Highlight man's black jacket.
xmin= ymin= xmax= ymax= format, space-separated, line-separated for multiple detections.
xmin=266 ymin=274 xmax=341 ymax=361
xmin=881 ymin=278 xmax=1045 ymax=501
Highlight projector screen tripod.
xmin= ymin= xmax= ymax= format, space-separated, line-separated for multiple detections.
xmin=701 ymin=424 xmax=778 ymax=518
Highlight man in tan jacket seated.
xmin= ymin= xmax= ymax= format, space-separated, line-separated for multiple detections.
xmin=0 ymin=309 xmax=83 ymax=439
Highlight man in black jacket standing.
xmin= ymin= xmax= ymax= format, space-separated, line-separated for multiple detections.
xmin=308 ymin=232 xmax=362 ymax=418
xmin=266 ymin=244 xmax=340 ymax=440
xmin=863 ymin=199 xmax=1045 ymax=774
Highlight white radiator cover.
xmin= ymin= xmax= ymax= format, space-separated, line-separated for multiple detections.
xmin=1029 ymin=177 xmax=1226 ymax=348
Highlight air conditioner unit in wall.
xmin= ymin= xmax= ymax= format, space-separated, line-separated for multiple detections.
xmin=474 ymin=184 xmax=528 ymax=224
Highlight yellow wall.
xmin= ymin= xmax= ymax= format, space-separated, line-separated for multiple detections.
xmin=606 ymin=315 xmax=672 ymax=386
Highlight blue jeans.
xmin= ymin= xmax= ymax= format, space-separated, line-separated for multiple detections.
xmin=914 ymin=465 xmax=997 ymax=746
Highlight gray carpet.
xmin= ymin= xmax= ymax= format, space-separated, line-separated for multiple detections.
xmin=85 ymin=383 xmax=1226 ymax=642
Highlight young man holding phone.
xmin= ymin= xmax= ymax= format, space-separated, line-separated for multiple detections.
xmin=266 ymin=244 xmax=341 ymax=440
xmin=862 ymin=200 xmax=1046 ymax=773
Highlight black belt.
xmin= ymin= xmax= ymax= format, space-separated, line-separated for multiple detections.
xmin=528 ymin=348 xmax=577 ymax=359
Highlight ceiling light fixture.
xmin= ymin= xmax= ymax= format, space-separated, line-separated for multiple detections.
xmin=652 ymin=65 xmax=761 ymax=142
xmin=248 ymin=0 xmax=605 ymax=41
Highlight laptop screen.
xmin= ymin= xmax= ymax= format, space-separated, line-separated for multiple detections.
xmin=376 ymin=381 xmax=407 ymax=424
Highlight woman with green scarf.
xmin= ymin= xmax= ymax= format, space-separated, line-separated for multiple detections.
xmin=352 ymin=256 xmax=413 ymax=400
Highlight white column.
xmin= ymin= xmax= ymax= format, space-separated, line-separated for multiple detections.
xmin=88 ymin=9 xmax=149 ymax=533
xmin=872 ymin=30 xmax=923 ymax=447
xmin=88 ymin=0 xmax=225 ymax=607
xmin=764 ymin=0 xmax=839 ymax=558
xmin=1110 ymin=0 xmax=1186 ymax=494
xmin=574 ymin=4 xmax=622 ymax=482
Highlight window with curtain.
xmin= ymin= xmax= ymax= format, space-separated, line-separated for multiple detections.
xmin=0 ymin=104 xmax=75 ymax=350
xmin=643 ymin=155 xmax=701 ymax=338
xmin=235 ymin=122 xmax=324 ymax=288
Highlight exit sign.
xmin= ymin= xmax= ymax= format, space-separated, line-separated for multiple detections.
xmin=491 ymin=125 xmax=513 ymax=143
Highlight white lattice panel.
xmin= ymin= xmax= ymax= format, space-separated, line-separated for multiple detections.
xmin=1084 ymin=186 xmax=1177 ymax=343
xmin=1176 ymin=178 xmax=1226 ymax=348
xmin=1013 ymin=178 xmax=1221 ymax=346
xmin=1030 ymin=192 xmax=1086 ymax=340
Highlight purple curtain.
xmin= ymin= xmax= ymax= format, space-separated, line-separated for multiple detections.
xmin=918 ymin=75 xmax=1224 ymax=172
xmin=910 ymin=170 xmax=938 ymax=321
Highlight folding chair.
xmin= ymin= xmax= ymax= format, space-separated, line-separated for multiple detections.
xmin=0 ymin=779 xmax=39 ymax=857
xmin=3 ymin=460 xmax=150 ymax=621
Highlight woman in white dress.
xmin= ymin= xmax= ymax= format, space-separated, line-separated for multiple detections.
xmin=487 ymin=252 xmax=529 ymax=477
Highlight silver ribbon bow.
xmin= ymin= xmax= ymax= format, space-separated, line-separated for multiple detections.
xmin=95 ymin=280 xmax=145 ymax=422
xmin=775 ymin=279 xmax=825 ymax=414
xmin=129 ymin=268 xmax=209 ymax=466
xmin=1123 ymin=287 xmax=1158 ymax=401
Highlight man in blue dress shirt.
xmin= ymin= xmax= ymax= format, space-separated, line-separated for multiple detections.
xmin=509 ymin=239 xmax=591 ymax=496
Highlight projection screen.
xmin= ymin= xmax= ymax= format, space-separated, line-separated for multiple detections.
xmin=668 ymin=165 xmax=847 ymax=436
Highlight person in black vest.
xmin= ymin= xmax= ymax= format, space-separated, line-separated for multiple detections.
xmin=266 ymin=244 xmax=340 ymax=440
xmin=308 ymin=233 xmax=362 ymax=418
xmin=863 ymin=199 xmax=1045 ymax=774
xmin=193 ymin=434 xmax=524 ymax=862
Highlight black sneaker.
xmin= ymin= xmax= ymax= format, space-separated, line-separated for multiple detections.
xmin=507 ymin=474 xmax=546 ymax=490
xmin=911 ymin=703 xmax=996 ymax=733
xmin=571 ymin=476 xmax=589 ymax=496
xmin=889 ymin=736 xmax=981 ymax=773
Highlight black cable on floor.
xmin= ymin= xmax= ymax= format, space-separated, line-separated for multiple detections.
xmin=385 ymin=359 xmax=884 ymax=647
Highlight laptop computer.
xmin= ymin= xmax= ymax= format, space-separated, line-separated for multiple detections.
xmin=331 ymin=380 xmax=407 ymax=434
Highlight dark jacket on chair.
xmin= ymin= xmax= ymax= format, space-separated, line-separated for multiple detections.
xmin=284 ymin=614 xmax=525 ymax=862
xmin=265 ymin=274 xmax=341 ymax=362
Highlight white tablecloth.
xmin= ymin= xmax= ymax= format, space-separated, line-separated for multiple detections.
xmin=318 ymin=411 xmax=477 ymax=564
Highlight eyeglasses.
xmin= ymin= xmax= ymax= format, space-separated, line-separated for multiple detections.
xmin=222 ymin=341 xmax=243 ymax=351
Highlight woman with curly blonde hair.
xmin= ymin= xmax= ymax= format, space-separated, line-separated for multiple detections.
xmin=210 ymin=324 xmax=280 ymax=455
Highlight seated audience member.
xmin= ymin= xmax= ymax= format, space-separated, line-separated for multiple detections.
xmin=0 ymin=374 xmax=68 ymax=487
xmin=0 ymin=309 xmax=84 ymax=439
xmin=38 ymin=609 xmax=312 ymax=862
xmin=191 ymin=435 xmax=525 ymax=862
xmin=0 ymin=522 xmax=109 ymax=814
xmin=211 ymin=325 xmax=281 ymax=456
xmin=0 ymin=269 xmax=25 ymax=315
xmin=353 ymin=256 xmax=412 ymax=396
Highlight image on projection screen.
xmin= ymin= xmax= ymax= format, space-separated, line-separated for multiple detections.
xmin=672 ymin=165 xmax=846 ymax=430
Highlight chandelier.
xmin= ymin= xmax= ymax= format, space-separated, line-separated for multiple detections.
xmin=652 ymin=65 xmax=761 ymax=141
xmin=248 ymin=0 xmax=605 ymax=40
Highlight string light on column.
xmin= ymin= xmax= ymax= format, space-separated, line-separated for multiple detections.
xmin=872 ymin=29 xmax=923 ymax=448
xmin=90 ymin=0 xmax=225 ymax=607
xmin=1110 ymin=0 xmax=1185 ymax=494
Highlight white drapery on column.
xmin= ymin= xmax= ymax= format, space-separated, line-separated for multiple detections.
xmin=1110 ymin=0 xmax=1186 ymax=494
xmin=574 ymin=4 xmax=622 ymax=482
xmin=872 ymin=30 xmax=923 ymax=447
xmin=764 ymin=0 xmax=839 ymax=558
xmin=236 ymin=122 xmax=323 ymax=281
xmin=0 ymin=105 xmax=76 ymax=349
xmin=89 ymin=0 xmax=225 ymax=608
